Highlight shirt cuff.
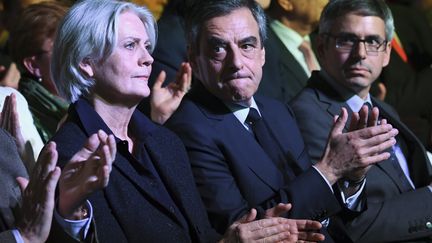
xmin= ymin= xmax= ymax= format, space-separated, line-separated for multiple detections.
xmin=312 ymin=165 xmax=334 ymax=193
xmin=12 ymin=229 xmax=24 ymax=243
xmin=339 ymin=179 xmax=366 ymax=210
xmin=54 ymin=200 xmax=93 ymax=240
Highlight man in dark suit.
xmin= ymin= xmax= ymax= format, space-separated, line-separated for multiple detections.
xmin=258 ymin=0 xmax=327 ymax=103
xmin=166 ymin=0 xmax=398 ymax=240
xmin=290 ymin=0 xmax=432 ymax=241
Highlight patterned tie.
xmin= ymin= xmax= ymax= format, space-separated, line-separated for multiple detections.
xmin=298 ymin=40 xmax=319 ymax=73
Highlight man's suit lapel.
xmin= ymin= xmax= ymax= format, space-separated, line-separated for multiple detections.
xmin=308 ymin=72 xmax=353 ymax=132
xmin=256 ymin=97 xmax=306 ymax=174
xmin=372 ymin=97 xmax=432 ymax=187
xmin=188 ymin=83 xmax=286 ymax=191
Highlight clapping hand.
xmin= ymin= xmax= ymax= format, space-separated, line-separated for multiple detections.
xmin=58 ymin=130 xmax=116 ymax=219
xmin=150 ymin=62 xmax=192 ymax=124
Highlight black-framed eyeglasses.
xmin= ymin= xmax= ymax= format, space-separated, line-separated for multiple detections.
xmin=323 ymin=33 xmax=388 ymax=56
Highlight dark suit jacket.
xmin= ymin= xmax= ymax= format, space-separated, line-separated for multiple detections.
xmin=166 ymin=82 xmax=342 ymax=237
xmin=258 ymin=26 xmax=309 ymax=104
xmin=378 ymin=3 xmax=432 ymax=149
xmin=0 ymin=128 xmax=28 ymax=243
xmin=291 ymin=71 xmax=432 ymax=242
xmin=51 ymin=99 xmax=219 ymax=243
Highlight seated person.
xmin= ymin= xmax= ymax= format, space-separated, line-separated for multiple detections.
xmin=0 ymin=89 xmax=43 ymax=167
xmin=9 ymin=1 xmax=70 ymax=142
xmin=165 ymin=0 xmax=397 ymax=241
xmin=0 ymin=92 xmax=117 ymax=243
xmin=290 ymin=0 xmax=432 ymax=241
xmin=49 ymin=0 xmax=323 ymax=242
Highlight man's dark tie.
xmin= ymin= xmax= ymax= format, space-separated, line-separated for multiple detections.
xmin=246 ymin=108 xmax=295 ymax=179
xmin=364 ymin=102 xmax=414 ymax=190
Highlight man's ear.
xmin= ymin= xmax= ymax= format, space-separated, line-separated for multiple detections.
xmin=277 ymin=0 xmax=293 ymax=12
xmin=23 ymin=56 xmax=41 ymax=77
xmin=79 ymin=58 xmax=94 ymax=78
xmin=382 ymin=42 xmax=392 ymax=67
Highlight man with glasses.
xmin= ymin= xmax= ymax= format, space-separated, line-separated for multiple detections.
xmin=291 ymin=0 xmax=432 ymax=241
xmin=166 ymin=0 xmax=399 ymax=241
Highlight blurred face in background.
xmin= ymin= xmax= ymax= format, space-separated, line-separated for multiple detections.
xmin=132 ymin=0 xmax=168 ymax=19
xmin=288 ymin=0 xmax=328 ymax=29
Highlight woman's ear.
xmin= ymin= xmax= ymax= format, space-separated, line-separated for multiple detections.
xmin=23 ymin=56 xmax=41 ymax=77
xmin=79 ymin=58 xmax=94 ymax=78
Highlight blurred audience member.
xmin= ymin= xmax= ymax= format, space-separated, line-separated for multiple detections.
xmin=9 ymin=1 xmax=69 ymax=142
xmin=417 ymin=0 xmax=432 ymax=27
xmin=0 ymin=90 xmax=43 ymax=166
xmin=50 ymin=1 xmax=322 ymax=242
xmin=132 ymin=0 xmax=168 ymax=19
xmin=258 ymin=0 xmax=327 ymax=103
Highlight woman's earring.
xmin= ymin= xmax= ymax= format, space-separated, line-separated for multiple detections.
xmin=37 ymin=77 xmax=42 ymax=83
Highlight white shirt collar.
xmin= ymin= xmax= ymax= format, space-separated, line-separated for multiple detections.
xmin=320 ymin=70 xmax=372 ymax=112
xmin=224 ymin=97 xmax=260 ymax=129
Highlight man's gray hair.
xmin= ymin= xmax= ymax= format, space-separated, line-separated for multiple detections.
xmin=51 ymin=0 xmax=157 ymax=102
xmin=185 ymin=0 xmax=267 ymax=54
xmin=319 ymin=0 xmax=394 ymax=41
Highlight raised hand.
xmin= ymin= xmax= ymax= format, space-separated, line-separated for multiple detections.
xmin=316 ymin=107 xmax=398 ymax=185
xmin=58 ymin=130 xmax=116 ymax=219
xmin=150 ymin=62 xmax=192 ymax=124
xmin=264 ymin=203 xmax=324 ymax=242
xmin=0 ymin=93 xmax=34 ymax=172
xmin=16 ymin=141 xmax=61 ymax=243
xmin=221 ymin=204 xmax=324 ymax=243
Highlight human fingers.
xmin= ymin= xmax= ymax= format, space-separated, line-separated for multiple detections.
xmin=16 ymin=177 xmax=29 ymax=193
xmin=265 ymin=203 xmax=292 ymax=218
xmin=1 ymin=95 xmax=11 ymax=130
xmin=297 ymin=231 xmax=325 ymax=242
xmin=330 ymin=108 xmax=348 ymax=136
xmin=179 ymin=62 xmax=192 ymax=93
xmin=367 ymin=106 xmax=379 ymax=127
xmin=243 ymin=217 xmax=293 ymax=232
xmin=235 ymin=208 xmax=258 ymax=226
xmin=69 ymin=133 xmax=101 ymax=162
xmin=295 ymin=220 xmax=324 ymax=242
xmin=32 ymin=142 xmax=57 ymax=182
xmin=41 ymin=166 xmax=61 ymax=205
xmin=349 ymin=111 xmax=360 ymax=131
xmin=107 ymin=134 xmax=116 ymax=159
xmin=351 ymin=123 xmax=395 ymax=140
xmin=153 ymin=70 xmax=166 ymax=91
xmin=295 ymin=220 xmax=322 ymax=231
xmin=9 ymin=93 xmax=21 ymax=136
xmin=238 ymin=218 xmax=295 ymax=241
